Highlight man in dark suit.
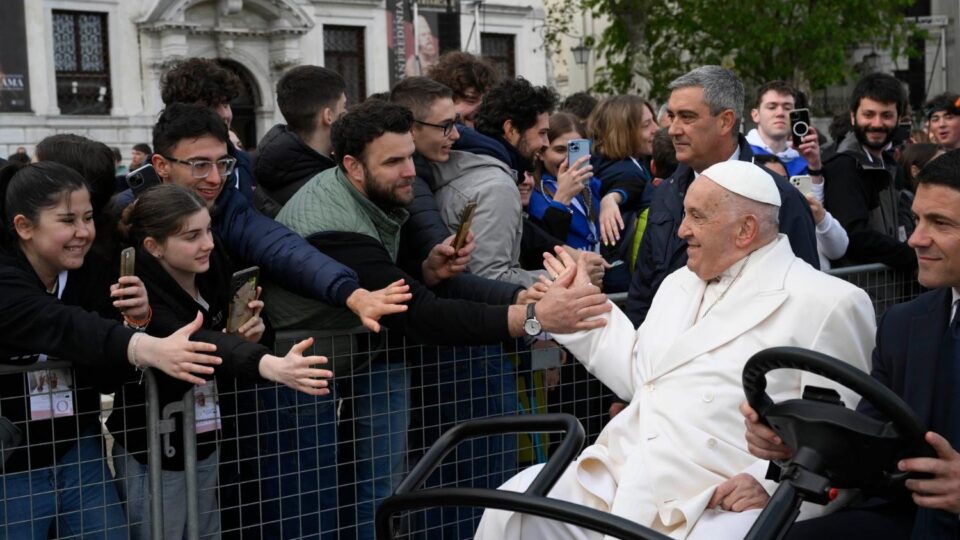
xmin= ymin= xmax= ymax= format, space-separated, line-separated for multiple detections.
xmin=742 ymin=149 xmax=960 ymax=538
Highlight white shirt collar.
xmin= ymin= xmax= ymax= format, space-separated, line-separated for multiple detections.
xmin=694 ymin=145 xmax=741 ymax=177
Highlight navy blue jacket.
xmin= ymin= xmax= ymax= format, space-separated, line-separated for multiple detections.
xmin=625 ymin=136 xmax=820 ymax=327
xmin=252 ymin=123 xmax=335 ymax=218
xmin=860 ymin=287 xmax=949 ymax=429
xmin=590 ymin=154 xmax=652 ymax=212
xmin=115 ymin=185 xmax=359 ymax=306
xmin=859 ymin=287 xmax=952 ymax=538
xmin=452 ymin=124 xmax=513 ymax=167
xmin=230 ymin=141 xmax=255 ymax=203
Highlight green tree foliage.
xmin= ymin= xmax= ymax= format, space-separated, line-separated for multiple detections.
xmin=552 ymin=0 xmax=922 ymax=99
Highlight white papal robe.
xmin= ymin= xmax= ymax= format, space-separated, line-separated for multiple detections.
xmin=476 ymin=235 xmax=876 ymax=539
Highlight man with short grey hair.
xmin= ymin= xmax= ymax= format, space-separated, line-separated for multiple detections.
xmin=625 ymin=65 xmax=819 ymax=327
xmin=476 ymin=160 xmax=875 ymax=540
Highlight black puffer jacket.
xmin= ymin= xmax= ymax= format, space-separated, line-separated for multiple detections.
xmin=253 ymin=124 xmax=336 ymax=218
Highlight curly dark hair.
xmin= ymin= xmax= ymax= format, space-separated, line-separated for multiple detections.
xmin=161 ymin=58 xmax=241 ymax=107
xmin=474 ymin=78 xmax=558 ymax=140
xmin=331 ymin=101 xmax=414 ymax=170
xmin=426 ymin=51 xmax=499 ymax=100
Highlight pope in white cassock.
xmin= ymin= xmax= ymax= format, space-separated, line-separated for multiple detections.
xmin=475 ymin=161 xmax=877 ymax=539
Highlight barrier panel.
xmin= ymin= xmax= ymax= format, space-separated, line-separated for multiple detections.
xmin=0 ymin=360 xmax=130 ymax=539
xmin=0 ymin=264 xmax=924 ymax=539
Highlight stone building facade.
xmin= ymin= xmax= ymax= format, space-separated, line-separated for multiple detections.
xmin=0 ymin=0 xmax=547 ymax=161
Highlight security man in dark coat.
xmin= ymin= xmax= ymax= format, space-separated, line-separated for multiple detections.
xmin=626 ymin=66 xmax=818 ymax=327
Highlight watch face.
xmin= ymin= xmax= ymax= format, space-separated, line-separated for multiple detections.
xmin=524 ymin=318 xmax=542 ymax=336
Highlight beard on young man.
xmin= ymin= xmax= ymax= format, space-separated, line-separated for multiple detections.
xmin=853 ymin=121 xmax=895 ymax=151
xmin=363 ymin=167 xmax=415 ymax=210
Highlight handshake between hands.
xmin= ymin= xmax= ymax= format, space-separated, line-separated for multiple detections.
xmin=515 ymin=247 xmax=613 ymax=335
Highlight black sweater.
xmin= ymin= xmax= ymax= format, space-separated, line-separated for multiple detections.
xmin=252 ymin=124 xmax=337 ymax=218
xmin=106 ymin=241 xmax=270 ymax=470
xmin=0 ymin=250 xmax=134 ymax=472
xmin=307 ymin=231 xmax=514 ymax=346
xmin=822 ymin=144 xmax=916 ymax=271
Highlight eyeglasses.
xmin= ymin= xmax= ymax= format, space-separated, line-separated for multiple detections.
xmin=414 ymin=114 xmax=462 ymax=137
xmin=161 ymin=155 xmax=237 ymax=179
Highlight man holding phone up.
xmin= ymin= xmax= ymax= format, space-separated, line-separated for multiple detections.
xmin=746 ymin=81 xmax=824 ymax=179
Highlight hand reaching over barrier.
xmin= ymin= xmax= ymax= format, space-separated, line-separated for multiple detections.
xmin=128 ymin=311 xmax=220 ymax=386
xmin=346 ymin=279 xmax=413 ymax=333
xmin=257 ymin=337 xmax=334 ymax=397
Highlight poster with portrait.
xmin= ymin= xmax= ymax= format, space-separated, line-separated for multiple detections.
xmin=386 ymin=0 xmax=461 ymax=86
xmin=0 ymin=0 xmax=31 ymax=112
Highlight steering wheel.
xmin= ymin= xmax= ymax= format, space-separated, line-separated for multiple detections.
xmin=742 ymin=347 xmax=934 ymax=495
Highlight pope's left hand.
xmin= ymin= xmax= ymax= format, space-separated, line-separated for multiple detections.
xmin=707 ymin=473 xmax=770 ymax=512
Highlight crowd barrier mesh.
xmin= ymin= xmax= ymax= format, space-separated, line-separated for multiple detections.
xmin=0 ymin=264 xmax=924 ymax=539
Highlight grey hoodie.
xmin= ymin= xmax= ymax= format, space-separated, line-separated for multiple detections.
xmin=431 ymin=150 xmax=544 ymax=287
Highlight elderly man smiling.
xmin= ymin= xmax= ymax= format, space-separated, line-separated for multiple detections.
xmin=476 ymin=161 xmax=877 ymax=539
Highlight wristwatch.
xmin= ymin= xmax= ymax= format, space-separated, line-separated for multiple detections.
xmin=523 ymin=302 xmax=542 ymax=337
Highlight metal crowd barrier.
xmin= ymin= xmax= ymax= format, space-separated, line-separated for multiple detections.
xmin=0 ymin=264 xmax=924 ymax=539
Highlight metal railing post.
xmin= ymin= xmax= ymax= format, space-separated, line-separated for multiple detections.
xmin=181 ymin=388 xmax=200 ymax=540
xmin=143 ymin=368 xmax=165 ymax=540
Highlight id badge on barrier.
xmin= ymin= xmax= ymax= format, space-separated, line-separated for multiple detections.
xmin=28 ymin=368 xmax=75 ymax=420
xmin=194 ymin=380 xmax=222 ymax=434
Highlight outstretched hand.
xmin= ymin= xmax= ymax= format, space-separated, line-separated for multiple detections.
xmin=599 ymin=193 xmax=625 ymax=246
xmin=536 ymin=250 xmax=611 ymax=335
xmin=136 ymin=311 xmax=221 ymax=386
xmin=346 ymin=280 xmax=412 ymax=333
xmin=259 ymin=337 xmax=334 ymax=396
xmin=543 ymin=246 xmax=595 ymax=289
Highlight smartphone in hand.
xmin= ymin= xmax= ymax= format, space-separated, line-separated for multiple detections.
xmin=789 ymin=175 xmax=813 ymax=196
xmin=567 ymin=139 xmax=591 ymax=170
xmin=127 ymin=164 xmax=162 ymax=198
xmin=789 ymin=108 xmax=811 ymax=148
xmin=120 ymin=247 xmax=135 ymax=277
xmin=227 ymin=266 xmax=259 ymax=333
xmin=452 ymin=201 xmax=477 ymax=252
